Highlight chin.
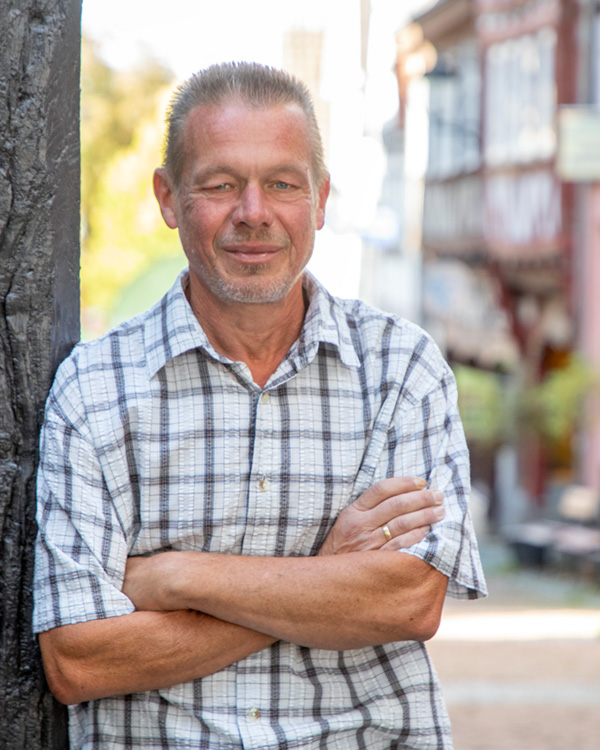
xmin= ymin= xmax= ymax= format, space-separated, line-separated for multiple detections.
xmin=213 ymin=274 xmax=298 ymax=305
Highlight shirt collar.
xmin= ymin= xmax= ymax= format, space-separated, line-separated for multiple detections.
xmin=144 ymin=269 xmax=361 ymax=379
xmin=144 ymin=270 xmax=214 ymax=378
xmin=293 ymin=272 xmax=361 ymax=371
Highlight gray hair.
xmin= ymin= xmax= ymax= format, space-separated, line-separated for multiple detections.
xmin=163 ymin=61 xmax=328 ymax=189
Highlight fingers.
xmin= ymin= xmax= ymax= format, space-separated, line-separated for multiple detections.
xmin=368 ymin=491 xmax=445 ymax=551
xmin=382 ymin=525 xmax=432 ymax=550
xmin=358 ymin=486 xmax=443 ymax=538
xmin=318 ymin=477 xmax=445 ymax=556
xmin=352 ymin=476 xmax=427 ymax=511
xmin=377 ymin=490 xmax=444 ymax=528
xmin=381 ymin=503 xmax=444 ymax=541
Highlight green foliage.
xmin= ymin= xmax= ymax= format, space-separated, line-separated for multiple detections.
xmin=454 ymin=366 xmax=505 ymax=446
xmin=81 ymin=38 xmax=173 ymax=239
xmin=522 ymin=357 xmax=600 ymax=444
xmin=80 ymin=38 xmax=183 ymax=338
xmin=455 ymin=359 xmax=600 ymax=449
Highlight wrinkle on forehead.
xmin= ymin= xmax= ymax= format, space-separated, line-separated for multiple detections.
xmin=181 ymin=102 xmax=316 ymax=186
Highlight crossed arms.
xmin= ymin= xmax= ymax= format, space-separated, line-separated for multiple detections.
xmin=39 ymin=477 xmax=448 ymax=705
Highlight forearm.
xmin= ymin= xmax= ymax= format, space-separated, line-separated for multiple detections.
xmin=128 ymin=551 xmax=447 ymax=650
xmin=39 ymin=477 xmax=446 ymax=704
xmin=39 ymin=609 xmax=276 ymax=705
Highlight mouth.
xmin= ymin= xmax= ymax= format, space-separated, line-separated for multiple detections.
xmin=223 ymin=244 xmax=283 ymax=264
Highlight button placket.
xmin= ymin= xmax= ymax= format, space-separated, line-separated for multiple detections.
xmin=241 ymin=389 xmax=278 ymax=556
xmin=256 ymin=390 xmax=272 ymax=493
xmin=258 ymin=475 xmax=271 ymax=492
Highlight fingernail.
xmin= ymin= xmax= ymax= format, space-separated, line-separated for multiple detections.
xmin=414 ymin=477 xmax=427 ymax=489
xmin=432 ymin=491 xmax=443 ymax=504
xmin=434 ymin=505 xmax=445 ymax=519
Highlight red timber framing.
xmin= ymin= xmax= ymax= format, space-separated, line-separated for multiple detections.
xmin=402 ymin=0 xmax=584 ymax=508
xmin=476 ymin=0 xmax=580 ymax=502
xmin=476 ymin=0 xmax=578 ymax=308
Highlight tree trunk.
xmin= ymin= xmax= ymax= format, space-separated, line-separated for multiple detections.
xmin=0 ymin=1 xmax=81 ymax=747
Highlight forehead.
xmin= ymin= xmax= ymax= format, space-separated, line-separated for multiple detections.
xmin=181 ymin=102 xmax=314 ymax=171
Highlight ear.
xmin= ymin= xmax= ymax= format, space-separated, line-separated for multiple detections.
xmin=153 ymin=168 xmax=179 ymax=229
xmin=315 ymin=175 xmax=330 ymax=230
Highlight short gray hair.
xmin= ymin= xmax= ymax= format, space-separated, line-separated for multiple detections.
xmin=163 ymin=61 xmax=328 ymax=189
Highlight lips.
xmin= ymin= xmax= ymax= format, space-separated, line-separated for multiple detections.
xmin=222 ymin=243 xmax=285 ymax=264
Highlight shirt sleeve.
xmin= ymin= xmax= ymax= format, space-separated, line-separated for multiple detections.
xmin=33 ymin=364 xmax=135 ymax=634
xmin=378 ymin=337 xmax=488 ymax=600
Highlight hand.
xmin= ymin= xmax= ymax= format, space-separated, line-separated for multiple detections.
xmin=123 ymin=477 xmax=444 ymax=608
xmin=318 ymin=477 xmax=444 ymax=556
xmin=123 ymin=552 xmax=182 ymax=612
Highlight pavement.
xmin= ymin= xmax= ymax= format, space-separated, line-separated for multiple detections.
xmin=428 ymin=534 xmax=600 ymax=750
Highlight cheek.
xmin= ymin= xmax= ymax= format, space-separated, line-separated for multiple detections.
xmin=180 ymin=208 xmax=221 ymax=245
xmin=285 ymin=204 xmax=317 ymax=237
xmin=294 ymin=216 xmax=319 ymax=250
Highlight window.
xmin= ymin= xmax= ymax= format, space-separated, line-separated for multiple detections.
xmin=485 ymin=28 xmax=557 ymax=166
xmin=427 ymin=41 xmax=481 ymax=178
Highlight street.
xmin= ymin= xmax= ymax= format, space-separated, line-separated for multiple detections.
xmin=430 ymin=536 xmax=600 ymax=750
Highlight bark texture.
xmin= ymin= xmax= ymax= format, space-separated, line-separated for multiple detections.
xmin=0 ymin=1 xmax=81 ymax=747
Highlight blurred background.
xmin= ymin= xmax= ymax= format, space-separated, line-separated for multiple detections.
xmin=81 ymin=1 xmax=600 ymax=747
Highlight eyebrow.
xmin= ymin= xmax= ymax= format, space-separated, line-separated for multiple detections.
xmin=191 ymin=164 xmax=310 ymax=183
xmin=190 ymin=166 xmax=236 ymax=182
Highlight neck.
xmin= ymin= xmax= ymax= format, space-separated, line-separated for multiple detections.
xmin=186 ymin=275 xmax=308 ymax=388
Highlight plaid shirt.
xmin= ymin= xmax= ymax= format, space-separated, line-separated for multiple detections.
xmin=34 ymin=271 xmax=486 ymax=749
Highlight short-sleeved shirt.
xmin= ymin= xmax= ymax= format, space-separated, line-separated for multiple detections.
xmin=34 ymin=271 xmax=486 ymax=749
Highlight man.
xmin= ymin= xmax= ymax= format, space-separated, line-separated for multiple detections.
xmin=34 ymin=62 xmax=486 ymax=748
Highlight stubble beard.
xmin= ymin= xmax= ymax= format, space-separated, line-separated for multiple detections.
xmin=209 ymin=272 xmax=297 ymax=304
xmin=203 ymin=230 xmax=311 ymax=304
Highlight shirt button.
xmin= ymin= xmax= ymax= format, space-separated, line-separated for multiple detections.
xmin=258 ymin=476 xmax=271 ymax=491
xmin=260 ymin=392 xmax=270 ymax=404
xmin=247 ymin=707 xmax=261 ymax=720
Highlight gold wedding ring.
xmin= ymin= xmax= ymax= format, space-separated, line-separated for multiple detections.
xmin=381 ymin=524 xmax=392 ymax=542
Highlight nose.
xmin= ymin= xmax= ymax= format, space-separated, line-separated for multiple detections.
xmin=231 ymin=182 xmax=273 ymax=229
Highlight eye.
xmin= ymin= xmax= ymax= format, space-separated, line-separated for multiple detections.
xmin=213 ymin=183 xmax=232 ymax=191
xmin=273 ymin=181 xmax=292 ymax=190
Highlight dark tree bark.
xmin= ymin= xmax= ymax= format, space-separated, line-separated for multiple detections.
xmin=0 ymin=1 xmax=81 ymax=747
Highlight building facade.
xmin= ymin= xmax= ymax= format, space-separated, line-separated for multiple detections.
xmin=395 ymin=0 xmax=599 ymax=528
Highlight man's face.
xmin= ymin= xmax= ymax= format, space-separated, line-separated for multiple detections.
xmin=154 ymin=101 xmax=329 ymax=307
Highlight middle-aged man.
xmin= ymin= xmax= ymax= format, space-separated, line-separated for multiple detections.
xmin=34 ymin=62 xmax=487 ymax=749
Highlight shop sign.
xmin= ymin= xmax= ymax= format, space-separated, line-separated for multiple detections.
xmin=557 ymin=106 xmax=600 ymax=182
